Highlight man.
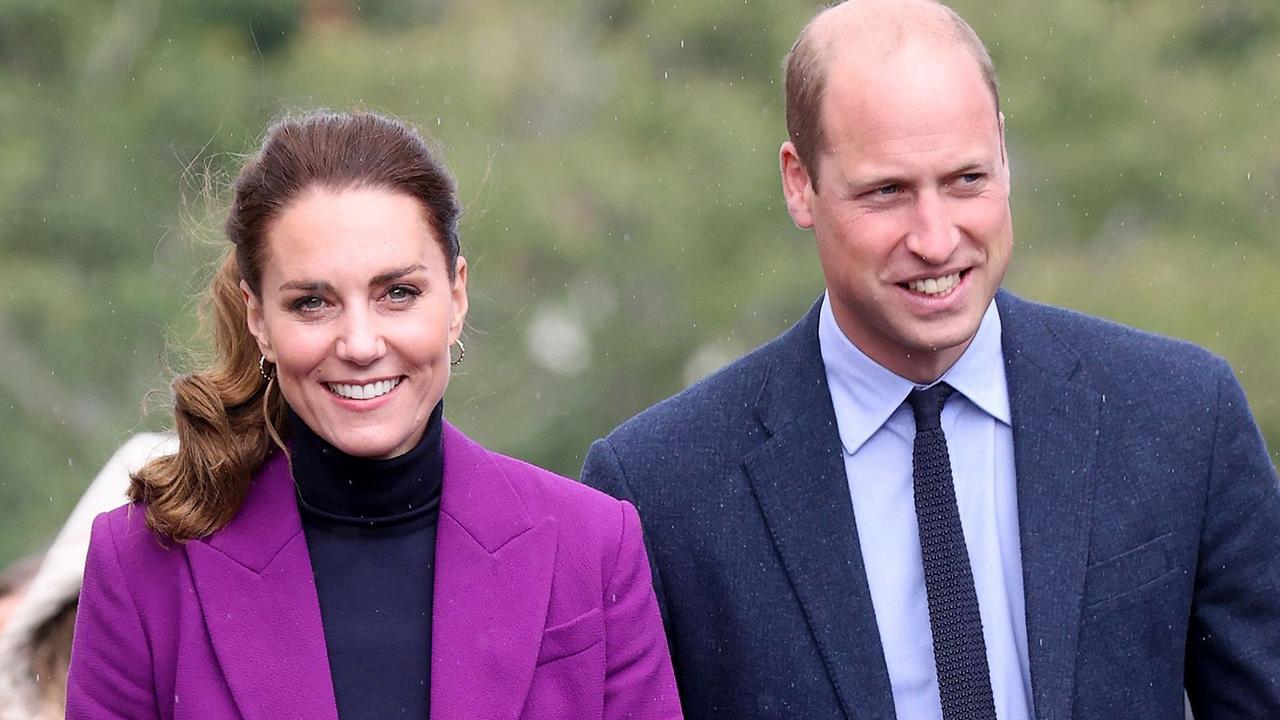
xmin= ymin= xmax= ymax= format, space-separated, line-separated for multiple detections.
xmin=580 ymin=1 xmax=1280 ymax=718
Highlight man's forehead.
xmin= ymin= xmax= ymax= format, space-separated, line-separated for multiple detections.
xmin=806 ymin=0 xmax=991 ymax=110
xmin=822 ymin=39 xmax=992 ymax=121
xmin=815 ymin=36 xmax=1004 ymax=177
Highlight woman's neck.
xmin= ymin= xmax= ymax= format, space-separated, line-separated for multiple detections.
xmin=288 ymin=402 xmax=444 ymax=524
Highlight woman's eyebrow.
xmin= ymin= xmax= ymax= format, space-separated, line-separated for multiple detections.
xmin=276 ymin=264 xmax=427 ymax=294
xmin=369 ymin=264 xmax=427 ymax=287
xmin=278 ymin=280 xmax=335 ymax=294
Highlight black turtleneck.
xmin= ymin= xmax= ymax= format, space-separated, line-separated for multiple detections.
xmin=291 ymin=402 xmax=444 ymax=720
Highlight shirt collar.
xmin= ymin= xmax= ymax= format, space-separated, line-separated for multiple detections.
xmin=818 ymin=293 xmax=1011 ymax=456
xmin=941 ymin=298 xmax=1011 ymax=427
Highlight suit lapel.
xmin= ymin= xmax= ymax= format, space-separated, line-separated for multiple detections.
xmin=998 ymin=292 xmax=1100 ymax=720
xmin=188 ymin=450 xmax=339 ymax=720
xmin=743 ymin=301 xmax=896 ymax=720
xmin=431 ymin=423 xmax=556 ymax=720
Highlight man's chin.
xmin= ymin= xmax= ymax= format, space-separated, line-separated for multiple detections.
xmin=889 ymin=323 xmax=984 ymax=379
xmin=900 ymin=312 xmax=984 ymax=353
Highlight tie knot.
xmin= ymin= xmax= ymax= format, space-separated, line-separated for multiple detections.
xmin=907 ymin=383 xmax=954 ymax=431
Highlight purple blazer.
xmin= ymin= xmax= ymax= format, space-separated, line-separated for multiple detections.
xmin=66 ymin=423 xmax=681 ymax=719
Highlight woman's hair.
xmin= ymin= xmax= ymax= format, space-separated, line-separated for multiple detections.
xmin=130 ymin=110 xmax=461 ymax=540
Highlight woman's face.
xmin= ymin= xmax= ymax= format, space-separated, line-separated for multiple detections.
xmin=244 ymin=186 xmax=467 ymax=459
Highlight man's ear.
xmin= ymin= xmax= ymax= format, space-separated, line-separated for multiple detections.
xmin=780 ymin=141 xmax=816 ymax=229
xmin=240 ymin=280 xmax=275 ymax=362
xmin=447 ymin=256 xmax=469 ymax=346
xmin=998 ymin=111 xmax=1010 ymax=181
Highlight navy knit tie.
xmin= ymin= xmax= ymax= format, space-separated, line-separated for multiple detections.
xmin=907 ymin=384 xmax=998 ymax=720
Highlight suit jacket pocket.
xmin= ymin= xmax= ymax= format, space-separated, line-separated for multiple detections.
xmin=1082 ymin=531 xmax=1173 ymax=610
xmin=536 ymin=607 xmax=603 ymax=665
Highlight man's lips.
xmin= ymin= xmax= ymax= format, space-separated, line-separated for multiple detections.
xmin=897 ymin=269 xmax=969 ymax=296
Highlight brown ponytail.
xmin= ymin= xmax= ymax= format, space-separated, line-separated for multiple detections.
xmin=128 ymin=252 xmax=286 ymax=539
xmin=130 ymin=110 xmax=460 ymax=540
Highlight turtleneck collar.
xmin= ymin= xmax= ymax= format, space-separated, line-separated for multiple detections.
xmin=289 ymin=402 xmax=444 ymax=526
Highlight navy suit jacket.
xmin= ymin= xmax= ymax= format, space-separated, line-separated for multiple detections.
xmin=581 ymin=290 xmax=1280 ymax=720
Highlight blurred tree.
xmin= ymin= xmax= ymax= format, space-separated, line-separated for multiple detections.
xmin=1 ymin=0 xmax=1276 ymax=564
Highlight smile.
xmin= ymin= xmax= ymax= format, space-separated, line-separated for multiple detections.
xmin=326 ymin=378 xmax=402 ymax=400
xmin=903 ymin=271 xmax=963 ymax=296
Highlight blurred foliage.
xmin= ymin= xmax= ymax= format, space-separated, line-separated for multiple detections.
xmin=1 ymin=0 xmax=1277 ymax=566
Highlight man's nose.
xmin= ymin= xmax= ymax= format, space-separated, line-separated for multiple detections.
xmin=905 ymin=190 xmax=961 ymax=264
xmin=335 ymin=308 xmax=386 ymax=365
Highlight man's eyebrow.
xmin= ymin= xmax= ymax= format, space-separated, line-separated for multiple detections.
xmin=846 ymin=161 xmax=991 ymax=192
xmin=844 ymin=173 xmax=909 ymax=193
xmin=369 ymin=264 xmax=427 ymax=287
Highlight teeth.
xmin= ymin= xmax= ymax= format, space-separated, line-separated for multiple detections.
xmin=906 ymin=272 xmax=961 ymax=295
xmin=327 ymin=378 xmax=400 ymax=400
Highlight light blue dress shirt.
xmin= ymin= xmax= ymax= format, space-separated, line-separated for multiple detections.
xmin=817 ymin=293 xmax=1034 ymax=720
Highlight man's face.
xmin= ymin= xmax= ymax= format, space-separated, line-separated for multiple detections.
xmin=781 ymin=38 xmax=1013 ymax=382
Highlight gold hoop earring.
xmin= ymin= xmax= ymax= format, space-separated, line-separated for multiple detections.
xmin=450 ymin=339 xmax=466 ymax=367
xmin=259 ymin=355 xmax=275 ymax=381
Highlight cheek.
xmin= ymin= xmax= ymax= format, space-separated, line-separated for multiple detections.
xmin=821 ymin=209 xmax=901 ymax=265
xmin=265 ymin=322 xmax=332 ymax=375
xmin=405 ymin=335 xmax=449 ymax=368
xmin=959 ymin=190 xmax=1012 ymax=228
xmin=961 ymin=202 xmax=1013 ymax=247
xmin=390 ymin=315 xmax=453 ymax=367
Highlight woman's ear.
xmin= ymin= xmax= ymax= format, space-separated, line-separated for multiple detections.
xmin=240 ymin=280 xmax=275 ymax=362
xmin=448 ymin=256 xmax=469 ymax=344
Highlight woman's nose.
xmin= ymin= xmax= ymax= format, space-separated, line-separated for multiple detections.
xmin=334 ymin=309 xmax=386 ymax=365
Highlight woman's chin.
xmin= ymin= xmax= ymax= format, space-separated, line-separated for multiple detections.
xmin=310 ymin=424 xmax=417 ymax=460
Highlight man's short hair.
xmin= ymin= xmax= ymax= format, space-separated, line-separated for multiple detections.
xmin=783 ymin=0 xmax=1001 ymax=191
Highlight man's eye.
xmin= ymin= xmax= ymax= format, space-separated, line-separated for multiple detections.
xmin=960 ymin=173 xmax=984 ymax=184
xmin=875 ymin=184 xmax=901 ymax=196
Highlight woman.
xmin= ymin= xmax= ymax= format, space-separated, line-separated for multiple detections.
xmin=66 ymin=111 xmax=681 ymax=719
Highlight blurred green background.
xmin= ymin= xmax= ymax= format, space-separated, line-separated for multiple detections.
xmin=2 ymin=0 xmax=1277 ymax=567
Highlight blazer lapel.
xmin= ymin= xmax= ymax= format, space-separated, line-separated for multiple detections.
xmin=742 ymin=301 xmax=897 ymax=720
xmin=431 ymin=423 xmax=556 ymax=720
xmin=187 ymin=450 xmax=339 ymax=720
xmin=998 ymin=291 xmax=1101 ymax=720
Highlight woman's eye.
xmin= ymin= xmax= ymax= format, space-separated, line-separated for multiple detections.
xmin=386 ymin=285 xmax=421 ymax=302
xmin=291 ymin=296 xmax=325 ymax=313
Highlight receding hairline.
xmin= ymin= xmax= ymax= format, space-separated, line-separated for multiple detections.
xmin=818 ymin=0 xmax=999 ymax=112
xmin=809 ymin=1 xmax=977 ymax=44
xmin=784 ymin=0 xmax=1001 ymax=181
